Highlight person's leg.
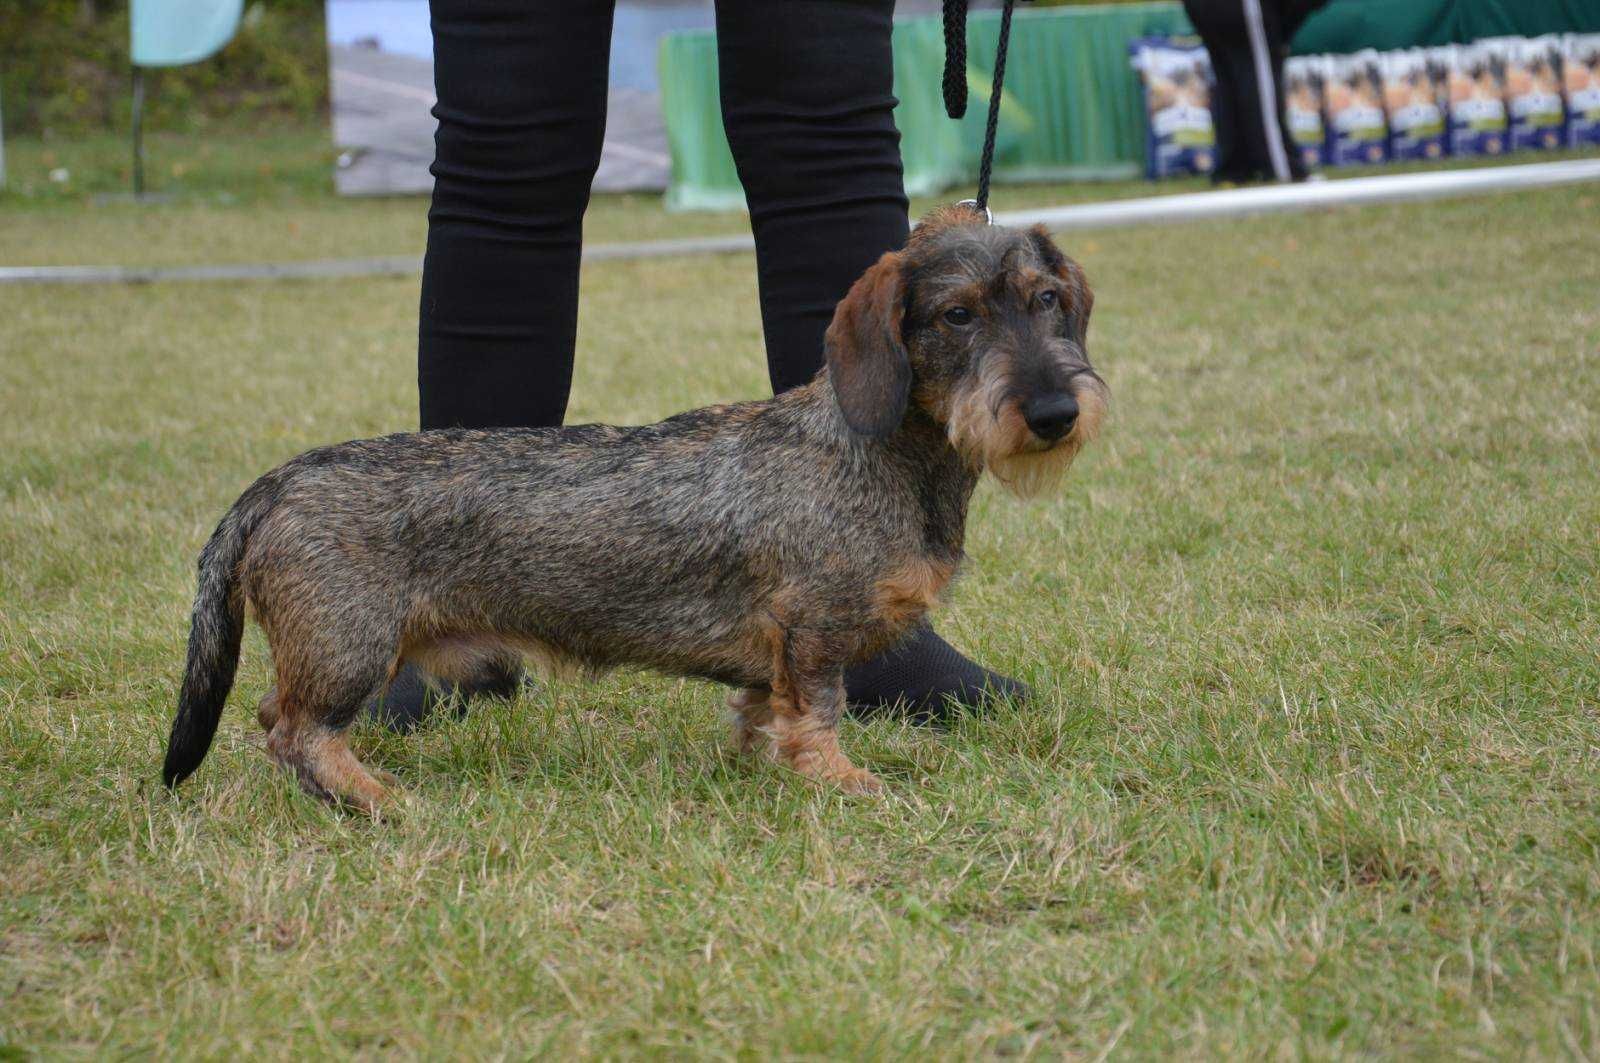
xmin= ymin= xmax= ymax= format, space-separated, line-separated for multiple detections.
xmin=374 ymin=0 xmax=614 ymax=730
xmin=418 ymin=0 xmax=615 ymax=430
xmin=715 ymin=0 xmax=1025 ymax=717
xmin=712 ymin=0 xmax=909 ymax=393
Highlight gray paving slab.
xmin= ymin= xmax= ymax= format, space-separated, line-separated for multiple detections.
xmin=329 ymin=44 xmax=670 ymax=196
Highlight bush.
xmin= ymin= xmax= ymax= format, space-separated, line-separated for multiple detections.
xmin=0 ymin=0 xmax=328 ymax=136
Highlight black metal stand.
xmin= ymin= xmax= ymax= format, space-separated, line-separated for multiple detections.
xmin=131 ymin=66 xmax=146 ymax=198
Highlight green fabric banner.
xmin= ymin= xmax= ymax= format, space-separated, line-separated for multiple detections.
xmin=660 ymin=2 xmax=1193 ymax=210
xmin=658 ymin=0 xmax=1600 ymax=211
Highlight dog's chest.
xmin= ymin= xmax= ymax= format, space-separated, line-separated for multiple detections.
xmin=872 ymin=554 xmax=958 ymax=628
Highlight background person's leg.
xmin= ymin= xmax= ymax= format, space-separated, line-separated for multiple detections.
xmin=715 ymin=0 xmax=1025 ymax=716
xmin=1201 ymin=25 xmax=1250 ymax=182
xmin=1185 ymin=0 xmax=1298 ymax=183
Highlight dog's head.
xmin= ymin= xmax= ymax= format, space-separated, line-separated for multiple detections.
xmin=824 ymin=205 xmax=1109 ymax=496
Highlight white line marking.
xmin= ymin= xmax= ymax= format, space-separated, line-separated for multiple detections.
xmin=996 ymin=158 xmax=1600 ymax=230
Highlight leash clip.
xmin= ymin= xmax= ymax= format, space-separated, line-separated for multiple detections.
xmin=956 ymin=198 xmax=993 ymax=225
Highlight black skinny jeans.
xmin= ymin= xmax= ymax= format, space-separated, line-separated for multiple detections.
xmin=418 ymin=0 xmax=911 ymax=430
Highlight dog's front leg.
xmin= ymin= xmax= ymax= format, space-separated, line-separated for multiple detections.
xmin=767 ymin=632 xmax=883 ymax=796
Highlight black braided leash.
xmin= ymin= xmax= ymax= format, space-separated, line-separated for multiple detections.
xmin=942 ymin=0 xmax=1021 ymax=217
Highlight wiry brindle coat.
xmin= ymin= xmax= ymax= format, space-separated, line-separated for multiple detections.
xmin=162 ymin=207 xmax=1109 ymax=810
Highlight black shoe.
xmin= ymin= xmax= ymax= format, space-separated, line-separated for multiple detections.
xmin=844 ymin=622 xmax=1027 ymax=723
xmin=365 ymin=659 xmax=526 ymax=733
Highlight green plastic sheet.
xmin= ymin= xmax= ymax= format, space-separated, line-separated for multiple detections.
xmin=658 ymin=0 xmax=1600 ymax=211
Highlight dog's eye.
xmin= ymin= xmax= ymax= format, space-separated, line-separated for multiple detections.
xmin=1037 ymin=290 xmax=1058 ymax=310
xmin=943 ymin=307 xmax=972 ymax=326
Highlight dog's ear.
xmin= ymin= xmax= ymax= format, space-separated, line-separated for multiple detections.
xmin=1027 ymin=225 xmax=1094 ymax=351
xmin=824 ymin=250 xmax=911 ymax=438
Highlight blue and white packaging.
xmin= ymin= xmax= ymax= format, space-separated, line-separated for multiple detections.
xmin=1326 ymin=51 xmax=1389 ymax=166
xmin=1284 ymin=55 xmax=1329 ymax=169
xmin=1424 ymin=46 xmax=1455 ymax=135
xmin=1562 ymin=34 xmax=1600 ymax=147
xmin=1129 ymin=37 xmax=1216 ymax=180
xmin=1496 ymin=36 xmax=1566 ymax=150
xmin=1446 ymin=43 xmax=1510 ymax=157
xmin=1380 ymin=49 xmax=1448 ymax=161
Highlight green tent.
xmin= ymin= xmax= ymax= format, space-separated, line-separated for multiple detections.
xmin=1294 ymin=0 xmax=1599 ymax=53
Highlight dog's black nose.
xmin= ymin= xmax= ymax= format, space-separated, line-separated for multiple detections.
xmin=1023 ymin=392 xmax=1079 ymax=441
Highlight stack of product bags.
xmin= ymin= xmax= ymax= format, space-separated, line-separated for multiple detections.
xmin=1128 ymin=37 xmax=1219 ymax=179
xmin=1132 ymin=33 xmax=1600 ymax=179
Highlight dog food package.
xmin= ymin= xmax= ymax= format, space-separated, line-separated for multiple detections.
xmin=1129 ymin=36 xmax=1216 ymax=179
xmin=1424 ymin=45 xmax=1456 ymax=125
xmin=1324 ymin=50 xmax=1390 ymax=166
xmin=1496 ymin=35 xmax=1567 ymax=151
xmin=1284 ymin=55 xmax=1329 ymax=169
xmin=1380 ymin=49 xmax=1448 ymax=161
xmin=1562 ymin=34 xmax=1600 ymax=147
xmin=1445 ymin=42 xmax=1510 ymax=157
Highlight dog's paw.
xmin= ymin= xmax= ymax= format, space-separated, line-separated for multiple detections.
xmin=831 ymin=767 xmax=885 ymax=796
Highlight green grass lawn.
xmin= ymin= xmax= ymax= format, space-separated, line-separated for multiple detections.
xmin=3 ymin=147 xmax=1600 ymax=1056
xmin=2 ymin=127 xmax=1212 ymax=269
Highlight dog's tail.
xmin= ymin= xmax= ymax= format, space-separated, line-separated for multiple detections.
xmin=162 ymin=479 xmax=277 ymax=790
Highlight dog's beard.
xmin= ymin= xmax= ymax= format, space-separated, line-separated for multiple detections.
xmin=946 ymin=369 xmax=1108 ymax=498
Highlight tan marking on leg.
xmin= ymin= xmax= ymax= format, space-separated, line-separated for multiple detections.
xmin=873 ymin=557 xmax=956 ymax=629
xmin=764 ymin=626 xmax=882 ymax=795
xmin=769 ymin=710 xmax=883 ymax=795
xmin=265 ymin=719 xmax=396 ymax=816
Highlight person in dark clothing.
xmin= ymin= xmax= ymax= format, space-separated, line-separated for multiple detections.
xmin=1182 ymin=0 xmax=1328 ymax=183
xmin=372 ymin=0 xmax=1026 ymax=731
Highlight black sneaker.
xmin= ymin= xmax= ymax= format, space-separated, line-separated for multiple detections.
xmin=844 ymin=621 xmax=1027 ymax=723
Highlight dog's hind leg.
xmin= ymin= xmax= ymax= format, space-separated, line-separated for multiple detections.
xmin=725 ymin=687 xmax=774 ymax=756
xmin=268 ymin=720 xmax=397 ymax=814
xmin=765 ymin=630 xmax=882 ymax=795
xmin=262 ymin=623 xmax=401 ymax=814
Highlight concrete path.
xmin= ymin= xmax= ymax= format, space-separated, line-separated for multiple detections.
xmin=330 ymin=44 xmax=671 ymax=196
